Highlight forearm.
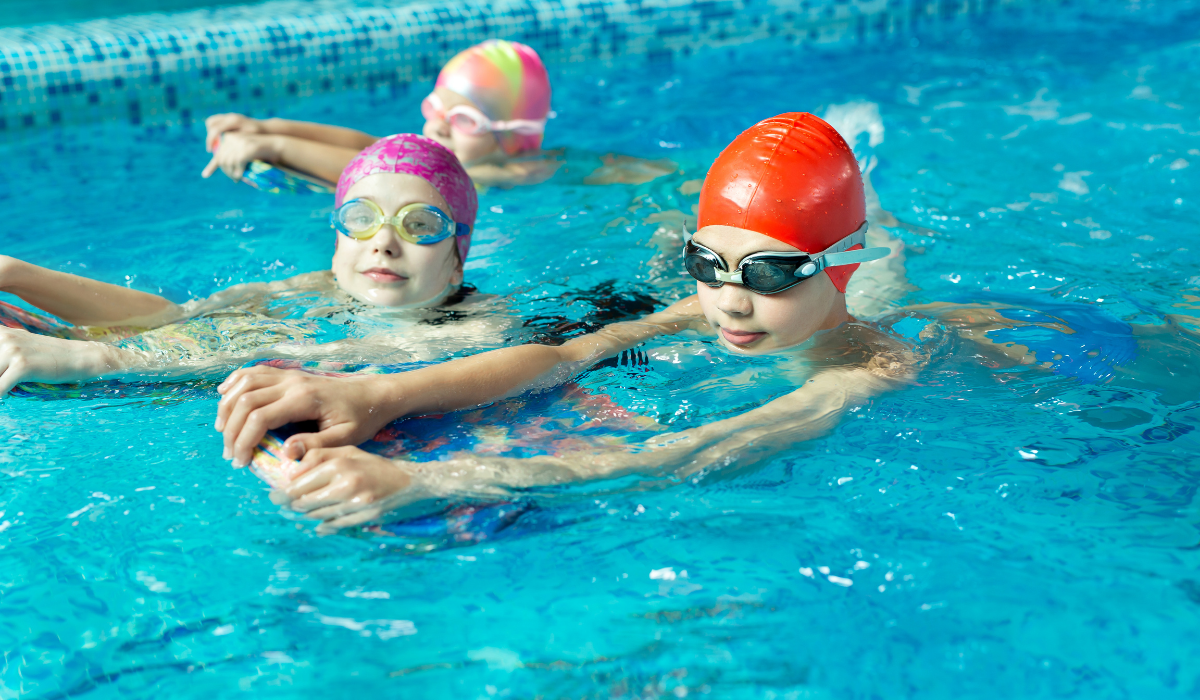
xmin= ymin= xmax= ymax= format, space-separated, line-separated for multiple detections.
xmin=0 ymin=256 xmax=181 ymax=327
xmin=271 ymin=136 xmax=363 ymax=183
xmin=369 ymin=314 xmax=690 ymax=422
xmin=261 ymin=119 xmax=378 ymax=150
xmin=372 ymin=343 xmax=585 ymax=420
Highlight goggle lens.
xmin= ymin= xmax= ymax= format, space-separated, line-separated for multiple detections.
xmin=401 ymin=208 xmax=448 ymax=240
xmin=684 ymin=253 xmax=721 ymax=286
xmin=742 ymin=261 xmax=796 ymax=292
xmin=337 ymin=201 xmax=381 ymax=236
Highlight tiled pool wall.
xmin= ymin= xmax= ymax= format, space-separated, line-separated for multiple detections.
xmin=0 ymin=0 xmax=1130 ymax=136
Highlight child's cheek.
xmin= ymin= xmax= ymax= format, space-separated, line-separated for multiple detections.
xmin=454 ymin=131 xmax=500 ymax=163
xmin=695 ymin=284 xmax=721 ymax=329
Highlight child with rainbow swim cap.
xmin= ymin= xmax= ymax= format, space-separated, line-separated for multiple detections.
xmin=0 ymin=135 xmax=503 ymax=395
xmin=202 ymin=40 xmax=555 ymax=188
xmin=214 ymin=113 xmax=919 ymax=532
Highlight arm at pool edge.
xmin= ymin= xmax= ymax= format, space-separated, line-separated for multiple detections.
xmin=216 ymin=295 xmax=707 ymax=466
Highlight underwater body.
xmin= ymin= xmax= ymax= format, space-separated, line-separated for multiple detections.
xmin=2 ymin=6 xmax=1200 ymax=699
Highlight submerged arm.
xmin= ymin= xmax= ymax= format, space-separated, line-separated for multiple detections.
xmin=0 ymin=271 xmax=334 ymax=395
xmin=434 ymin=357 xmax=905 ymax=491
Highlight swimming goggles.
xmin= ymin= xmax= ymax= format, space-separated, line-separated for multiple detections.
xmin=421 ymin=92 xmax=548 ymax=136
xmin=682 ymin=222 xmax=888 ymax=295
xmin=330 ymin=199 xmax=470 ymax=244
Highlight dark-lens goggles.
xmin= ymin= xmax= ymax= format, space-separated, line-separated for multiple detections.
xmin=682 ymin=222 xmax=886 ymax=295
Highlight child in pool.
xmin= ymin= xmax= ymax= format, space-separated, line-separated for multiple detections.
xmin=0 ymin=135 xmax=497 ymax=395
xmin=203 ymin=40 xmax=556 ymax=188
xmin=214 ymin=112 xmax=916 ymax=532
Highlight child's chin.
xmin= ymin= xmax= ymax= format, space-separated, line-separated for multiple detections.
xmin=363 ymin=290 xmax=413 ymax=307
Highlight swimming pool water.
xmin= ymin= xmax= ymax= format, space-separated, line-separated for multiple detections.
xmin=3 ymin=6 xmax=1200 ymax=698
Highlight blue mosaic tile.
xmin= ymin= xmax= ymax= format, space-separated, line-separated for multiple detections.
xmin=0 ymin=0 xmax=1087 ymax=135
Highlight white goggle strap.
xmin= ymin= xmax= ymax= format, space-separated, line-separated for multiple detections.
xmin=488 ymin=118 xmax=547 ymax=135
xmin=814 ymin=222 xmax=890 ymax=270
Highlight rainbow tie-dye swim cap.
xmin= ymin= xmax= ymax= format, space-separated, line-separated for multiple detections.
xmin=436 ymin=40 xmax=552 ymax=156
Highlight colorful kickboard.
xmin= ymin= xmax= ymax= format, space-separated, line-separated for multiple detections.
xmin=240 ymin=160 xmax=336 ymax=195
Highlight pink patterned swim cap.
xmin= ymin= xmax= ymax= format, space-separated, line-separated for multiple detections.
xmin=336 ymin=134 xmax=479 ymax=262
xmin=436 ymin=39 xmax=552 ymax=156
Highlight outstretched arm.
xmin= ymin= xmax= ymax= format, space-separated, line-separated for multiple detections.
xmin=204 ymin=114 xmax=378 ymax=152
xmin=216 ymin=296 xmax=706 ymax=466
xmin=0 ymin=255 xmax=181 ymax=327
xmin=276 ymin=357 xmax=907 ymax=532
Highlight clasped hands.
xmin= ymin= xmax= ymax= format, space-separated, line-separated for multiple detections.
xmin=215 ymin=365 xmax=422 ymax=533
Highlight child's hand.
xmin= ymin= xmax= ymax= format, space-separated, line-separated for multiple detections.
xmin=0 ymin=329 xmax=113 ymax=395
xmin=201 ymin=132 xmax=281 ymax=181
xmin=275 ymin=446 xmax=420 ymax=533
xmin=204 ymin=112 xmax=264 ymax=153
xmin=216 ymin=365 xmax=397 ymax=468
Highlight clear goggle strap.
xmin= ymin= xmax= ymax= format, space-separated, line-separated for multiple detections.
xmin=812 ymin=222 xmax=890 ymax=271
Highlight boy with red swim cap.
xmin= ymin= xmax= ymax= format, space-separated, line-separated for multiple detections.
xmin=214 ymin=113 xmax=910 ymax=532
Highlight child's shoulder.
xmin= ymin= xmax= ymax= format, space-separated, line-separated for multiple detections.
xmin=805 ymin=310 xmax=951 ymax=379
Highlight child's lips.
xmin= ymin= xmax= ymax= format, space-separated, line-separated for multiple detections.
xmin=720 ymin=327 xmax=767 ymax=345
xmin=361 ymin=268 xmax=407 ymax=284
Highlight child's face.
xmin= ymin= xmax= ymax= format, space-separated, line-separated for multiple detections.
xmin=330 ymin=173 xmax=463 ymax=307
xmin=422 ymin=86 xmax=502 ymax=165
xmin=692 ymin=225 xmax=849 ymax=353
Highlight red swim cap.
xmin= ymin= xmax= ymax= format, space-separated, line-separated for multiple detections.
xmin=697 ymin=112 xmax=867 ymax=293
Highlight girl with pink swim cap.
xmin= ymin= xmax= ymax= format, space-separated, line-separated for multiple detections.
xmin=202 ymin=40 xmax=555 ymax=188
xmin=0 ymin=135 xmax=492 ymax=395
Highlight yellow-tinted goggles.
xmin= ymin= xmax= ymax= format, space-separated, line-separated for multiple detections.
xmin=330 ymin=199 xmax=469 ymax=244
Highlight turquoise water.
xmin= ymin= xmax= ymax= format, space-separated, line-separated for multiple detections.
xmin=3 ymin=6 xmax=1200 ymax=697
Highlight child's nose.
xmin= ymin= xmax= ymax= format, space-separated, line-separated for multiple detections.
xmin=716 ymin=284 xmax=753 ymax=317
xmin=424 ymin=118 xmax=451 ymax=139
xmin=373 ymin=227 xmax=404 ymax=258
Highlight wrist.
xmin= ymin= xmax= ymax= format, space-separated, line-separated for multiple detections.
xmin=372 ymin=374 xmax=417 ymax=421
xmin=264 ymin=134 xmax=288 ymax=161
xmin=88 ymin=342 xmax=141 ymax=376
xmin=260 ymin=117 xmax=282 ymax=133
